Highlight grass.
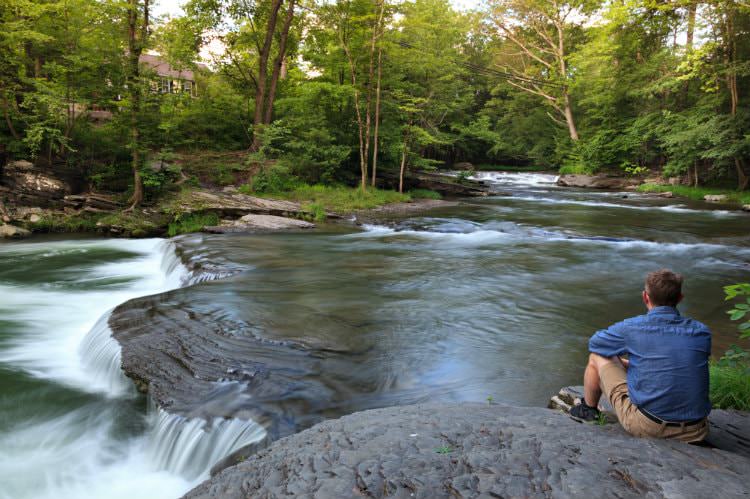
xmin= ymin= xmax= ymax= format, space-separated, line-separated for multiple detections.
xmin=243 ymin=184 xmax=412 ymax=213
xmin=409 ymin=188 xmax=442 ymax=200
xmin=710 ymin=362 xmax=750 ymax=410
xmin=638 ymin=183 xmax=750 ymax=205
xmin=27 ymin=213 xmax=103 ymax=233
xmin=167 ymin=212 xmax=219 ymax=237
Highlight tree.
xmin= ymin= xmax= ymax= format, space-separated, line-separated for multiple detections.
xmin=124 ymin=0 xmax=151 ymax=210
xmin=186 ymin=0 xmax=299 ymax=151
xmin=488 ymin=0 xmax=595 ymax=141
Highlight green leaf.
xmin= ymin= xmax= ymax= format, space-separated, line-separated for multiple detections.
xmin=736 ymin=304 xmax=750 ymax=310
xmin=730 ymin=310 xmax=747 ymax=321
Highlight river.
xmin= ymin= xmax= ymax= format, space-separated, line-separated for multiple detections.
xmin=0 ymin=173 xmax=748 ymax=498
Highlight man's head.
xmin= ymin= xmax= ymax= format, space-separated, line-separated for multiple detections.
xmin=643 ymin=269 xmax=683 ymax=309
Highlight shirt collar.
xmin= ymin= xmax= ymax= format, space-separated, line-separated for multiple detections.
xmin=647 ymin=306 xmax=680 ymax=316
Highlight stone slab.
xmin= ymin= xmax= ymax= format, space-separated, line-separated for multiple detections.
xmin=183 ymin=403 xmax=750 ymax=499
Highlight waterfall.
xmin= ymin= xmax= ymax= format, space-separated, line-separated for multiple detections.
xmin=77 ymin=311 xmax=134 ymax=397
xmin=146 ymin=404 xmax=266 ymax=480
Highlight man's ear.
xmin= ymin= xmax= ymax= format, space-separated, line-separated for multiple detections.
xmin=677 ymin=293 xmax=684 ymax=304
xmin=642 ymin=290 xmax=650 ymax=306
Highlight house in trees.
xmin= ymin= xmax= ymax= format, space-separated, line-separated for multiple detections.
xmin=139 ymin=53 xmax=205 ymax=97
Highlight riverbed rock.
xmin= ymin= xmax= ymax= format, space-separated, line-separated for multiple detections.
xmin=657 ymin=191 xmax=674 ymax=198
xmin=0 ymin=160 xmax=79 ymax=207
xmin=743 ymin=204 xmax=750 ymax=212
xmin=203 ymin=214 xmax=315 ymax=233
xmin=704 ymin=194 xmax=728 ymax=203
xmin=0 ymin=223 xmax=31 ymax=239
xmin=557 ymin=174 xmax=642 ymax=190
xmin=182 ymin=403 xmax=750 ymax=499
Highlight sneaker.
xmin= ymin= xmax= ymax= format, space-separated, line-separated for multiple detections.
xmin=570 ymin=402 xmax=601 ymax=422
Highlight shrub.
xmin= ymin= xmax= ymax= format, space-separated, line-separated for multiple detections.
xmin=710 ymin=359 xmax=750 ymax=410
xmin=245 ymin=164 xmax=300 ymax=194
xmin=167 ymin=212 xmax=219 ymax=237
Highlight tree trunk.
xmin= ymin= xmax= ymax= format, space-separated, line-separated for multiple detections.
xmin=686 ymin=2 xmax=696 ymax=51
xmin=251 ymin=0 xmax=283 ymax=150
xmin=563 ymin=92 xmax=579 ymax=141
xmin=125 ymin=0 xmax=148 ymax=211
xmin=736 ymin=158 xmax=749 ymax=190
xmin=371 ymin=46 xmax=383 ymax=187
xmin=399 ymin=135 xmax=408 ymax=194
xmin=2 ymin=95 xmax=20 ymax=141
xmin=264 ymin=0 xmax=295 ymax=125
xmin=362 ymin=0 xmax=385 ymax=190
xmin=341 ymin=38 xmax=368 ymax=190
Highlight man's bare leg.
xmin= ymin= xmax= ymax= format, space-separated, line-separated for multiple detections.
xmin=583 ymin=353 xmax=624 ymax=407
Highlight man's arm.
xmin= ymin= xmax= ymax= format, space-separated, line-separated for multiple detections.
xmin=588 ymin=321 xmax=627 ymax=358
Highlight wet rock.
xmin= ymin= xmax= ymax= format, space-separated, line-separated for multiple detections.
xmin=183 ymin=403 xmax=750 ymax=499
xmin=203 ymin=214 xmax=315 ymax=233
xmin=743 ymin=204 xmax=750 ymax=212
xmin=557 ymin=174 xmax=642 ymax=190
xmin=0 ymin=224 xmax=31 ymax=239
xmin=704 ymin=194 xmax=728 ymax=203
xmin=28 ymin=214 xmax=41 ymax=223
xmin=657 ymin=191 xmax=673 ymax=198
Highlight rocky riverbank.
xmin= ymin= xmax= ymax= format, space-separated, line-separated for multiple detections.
xmin=0 ymin=159 xmax=487 ymax=239
xmin=183 ymin=403 xmax=750 ymax=498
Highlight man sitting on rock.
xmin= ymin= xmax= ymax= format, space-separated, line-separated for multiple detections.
xmin=570 ymin=269 xmax=711 ymax=442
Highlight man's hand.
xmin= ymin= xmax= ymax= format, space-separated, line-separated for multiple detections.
xmin=619 ymin=356 xmax=630 ymax=370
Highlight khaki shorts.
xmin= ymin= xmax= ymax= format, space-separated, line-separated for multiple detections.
xmin=599 ymin=361 xmax=708 ymax=443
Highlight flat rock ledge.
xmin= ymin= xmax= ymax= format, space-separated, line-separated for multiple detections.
xmin=203 ymin=214 xmax=315 ymax=233
xmin=184 ymin=403 xmax=750 ymax=499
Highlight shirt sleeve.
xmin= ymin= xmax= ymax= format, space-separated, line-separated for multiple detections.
xmin=588 ymin=321 xmax=627 ymax=357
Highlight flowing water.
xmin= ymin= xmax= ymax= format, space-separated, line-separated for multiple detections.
xmin=0 ymin=173 xmax=748 ymax=498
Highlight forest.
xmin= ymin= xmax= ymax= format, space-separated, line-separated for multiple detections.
xmin=1 ymin=0 xmax=749 ymax=208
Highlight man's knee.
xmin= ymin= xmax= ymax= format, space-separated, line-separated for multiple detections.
xmin=588 ymin=352 xmax=616 ymax=370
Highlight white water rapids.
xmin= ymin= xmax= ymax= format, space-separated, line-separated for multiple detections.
xmin=0 ymin=238 xmax=265 ymax=499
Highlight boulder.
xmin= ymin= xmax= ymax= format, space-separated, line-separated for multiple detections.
xmin=1 ymin=160 xmax=78 ymax=207
xmin=183 ymin=403 xmax=750 ymax=499
xmin=203 ymin=214 xmax=316 ymax=233
xmin=0 ymin=224 xmax=31 ymax=239
xmin=657 ymin=191 xmax=674 ymax=198
xmin=743 ymin=204 xmax=750 ymax=212
xmin=704 ymin=194 xmax=728 ymax=203
xmin=557 ymin=174 xmax=642 ymax=190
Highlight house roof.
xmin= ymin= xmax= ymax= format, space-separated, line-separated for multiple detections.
xmin=139 ymin=53 xmax=208 ymax=81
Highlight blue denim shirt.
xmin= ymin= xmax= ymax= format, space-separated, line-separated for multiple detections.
xmin=588 ymin=306 xmax=711 ymax=421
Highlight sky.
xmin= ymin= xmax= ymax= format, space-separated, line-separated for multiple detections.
xmin=152 ymin=0 xmax=484 ymax=19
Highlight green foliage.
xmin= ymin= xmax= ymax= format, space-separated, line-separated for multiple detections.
xmin=243 ymin=164 xmax=301 ymax=194
xmin=167 ymin=212 xmax=219 ymax=237
xmin=725 ymin=284 xmax=750 ymax=339
xmin=710 ymin=284 xmax=750 ymax=410
xmin=435 ymin=446 xmax=453 ymax=454
xmin=265 ymin=184 xmax=410 ymax=213
xmin=303 ymin=203 xmax=327 ymax=222
xmin=637 ymin=184 xmax=750 ymax=205
xmin=710 ymin=361 xmax=750 ymax=410
xmin=409 ymin=189 xmax=442 ymax=200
